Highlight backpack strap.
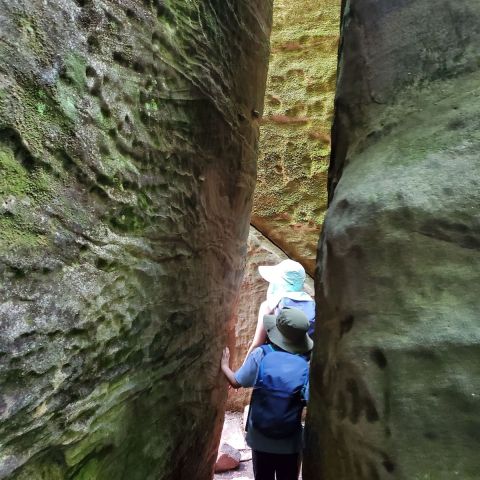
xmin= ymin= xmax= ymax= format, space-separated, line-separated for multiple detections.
xmin=260 ymin=344 xmax=275 ymax=355
xmin=257 ymin=344 xmax=275 ymax=384
xmin=247 ymin=344 xmax=276 ymax=432
xmin=301 ymin=378 xmax=310 ymax=403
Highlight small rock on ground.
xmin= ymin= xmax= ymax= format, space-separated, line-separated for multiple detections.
xmin=214 ymin=412 xmax=254 ymax=480
xmin=214 ymin=411 xmax=303 ymax=479
xmin=215 ymin=443 xmax=241 ymax=473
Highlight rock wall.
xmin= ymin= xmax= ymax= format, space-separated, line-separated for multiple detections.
xmin=305 ymin=1 xmax=480 ymax=479
xmin=0 ymin=1 xmax=272 ymax=479
xmin=226 ymin=227 xmax=313 ymax=412
xmin=251 ymin=0 xmax=340 ymax=275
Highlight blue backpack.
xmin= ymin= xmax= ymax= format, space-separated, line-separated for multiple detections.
xmin=249 ymin=345 xmax=309 ymax=439
xmin=278 ymin=298 xmax=315 ymax=336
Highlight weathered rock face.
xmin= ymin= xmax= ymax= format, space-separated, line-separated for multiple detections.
xmin=0 ymin=1 xmax=272 ymax=479
xmin=306 ymin=1 xmax=480 ymax=479
xmin=226 ymin=227 xmax=313 ymax=412
xmin=252 ymin=0 xmax=340 ymax=275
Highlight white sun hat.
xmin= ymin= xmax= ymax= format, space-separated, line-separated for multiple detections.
xmin=258 ymin=259 xmax=306 ymax=291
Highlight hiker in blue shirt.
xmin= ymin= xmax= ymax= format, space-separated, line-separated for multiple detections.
xmin=221 ymin=307 xmax=313 ymax=480
xmin=245 ymin=260 xmax=315 ymax=359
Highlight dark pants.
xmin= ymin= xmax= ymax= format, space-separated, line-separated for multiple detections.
xmin=252 ymin=450 xmax=300 ymax=480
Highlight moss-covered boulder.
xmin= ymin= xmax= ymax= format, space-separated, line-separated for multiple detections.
xmin=306 ymin=1 xmax=480 ymax=479
xmin=0 ymin=1 xmax=272 ymax=478
xmin=252 ymin=0 xmax=340 ymax=275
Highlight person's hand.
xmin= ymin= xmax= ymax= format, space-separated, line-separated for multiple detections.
xmin=221 ymin=347 xmax=230 ymax=368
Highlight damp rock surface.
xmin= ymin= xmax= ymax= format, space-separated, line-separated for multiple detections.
xmin=306 ymin=1 xmax=480 ymax=479
xmin=0 ymin=1 xmax=272 ymax=479
xmin=252 ymin=0 xmax=341 ymax=275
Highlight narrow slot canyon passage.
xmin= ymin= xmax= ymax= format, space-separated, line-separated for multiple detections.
xmin=0 ymin=1 xmax=479 ymax=480
xmin=216 ymin=1 xmax=340 ymax=477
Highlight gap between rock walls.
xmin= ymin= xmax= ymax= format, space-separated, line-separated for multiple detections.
xmin=220 ymin=1 xmax=480 ymax=480
xmin=218 ymin=1 xmax=341 ymax=477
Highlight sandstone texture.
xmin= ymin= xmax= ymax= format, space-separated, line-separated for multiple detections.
xmin=0 ymin=1 xmax=272 ymax=479
xmin=252 ymin=0 xmax=341 ymax=275
xmin=305 ymin=1 xmax=480 ymax=479
xmin=226 ymin=227 xmax=313 ymax=412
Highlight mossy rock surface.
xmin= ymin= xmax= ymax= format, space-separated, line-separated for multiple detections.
xmin=252 ymin=0 xmax=341 ymax=275
xmin=0 ymin=1 xmax=272 ymax=478
xmin=306 ymin=1 xmax=480 ymax=479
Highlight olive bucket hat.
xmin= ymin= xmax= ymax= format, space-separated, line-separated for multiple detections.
xmin=263 ymin=307 xmax=313 ymax=354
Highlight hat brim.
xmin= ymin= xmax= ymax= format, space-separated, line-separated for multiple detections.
xmin=263 ymin=314 xmax=313 ymax=354
xmin=258 ymin=265 xmax=282 ymax=284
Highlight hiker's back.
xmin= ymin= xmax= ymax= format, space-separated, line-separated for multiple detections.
xmin=250 ymin=345 xmax=309 ymax=439
xmin=230 ymin=307 xmax=314 ymax=478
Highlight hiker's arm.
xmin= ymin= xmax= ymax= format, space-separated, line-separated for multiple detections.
xmin=244 ymin=300 xmax=271 ymax=360
xmin=221 ymin=347 xmax=241 ymax=389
